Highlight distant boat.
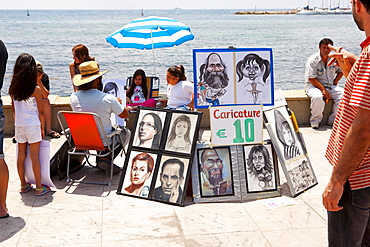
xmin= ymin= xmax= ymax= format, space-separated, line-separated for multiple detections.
xmin=174 ymin=7 xmax=181 ymax=10
xmin=296 ymin=0 xmax=351 ymax=15
xmin=141 ymin=9 xmax=144 ymax=16
xmin=27 ymin=9 xmax=30 ymax=16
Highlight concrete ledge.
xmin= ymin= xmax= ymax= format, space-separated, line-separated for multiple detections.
xmin=2 ymin=89 xmax=335 ymax=136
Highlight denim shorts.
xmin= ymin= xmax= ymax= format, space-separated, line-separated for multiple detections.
xmin=0 ymin=98 xmax=4 ymax=159
xmin=165 ymin=105 xmax=189 ymax=111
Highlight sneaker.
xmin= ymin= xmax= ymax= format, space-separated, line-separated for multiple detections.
xmin=96 ymin=160 xmax=121 ymax=175
xmin=311 ymin=123 xmax=319 ymax=129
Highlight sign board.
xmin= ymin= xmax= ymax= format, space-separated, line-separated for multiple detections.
xmin=210 ymin=105 xmax=263 ymax=146
xmin=193 ymin=48 xmax=274 ymax=108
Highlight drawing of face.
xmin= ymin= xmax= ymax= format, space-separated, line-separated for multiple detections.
xmin=160 ymin=163 xmax=182 ymax=195
xmin=131 ymin=160 xmax=150 ymax=185
xmin=139 ymin=115 xmax=156 ymax=143
xmin=134 ymin=74 xmax=143 ymax=86
xmin=207 ymin=53 xmax=225 ymax=74
xmin=282 ymin=122 xmax=293 ymax=146
xmin=106 ymin=88 xmax=116 ymax=96
xmin=252 ymin=151 xmax=265 ymax=171
xmin=175 ymin=121 xmax=188 ymax=138
xmin=243 ymin=60 xmax=263 ymax=81
xmin=202 ymin=149 xmax=224 ymax=186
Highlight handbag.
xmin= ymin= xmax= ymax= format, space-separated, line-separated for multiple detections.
xmin=50 ymin=139 xmax=85 ymax=179
xmin=18 ymin=140 xmax=56 ymax=188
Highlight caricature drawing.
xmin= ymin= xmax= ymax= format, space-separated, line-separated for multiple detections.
xmin=274 ymin=109 xmax=301 ymax=160
xmin=246 ymin=145 xmax=274 ymax=191
xmin=236 ymin=53 xmax=270 ymax=104
xmin=198 ymin=53 xmax=229 ymax=105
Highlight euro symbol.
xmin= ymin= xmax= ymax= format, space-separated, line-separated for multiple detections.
xmin=216 ymin=129 xmax=227 ymax=138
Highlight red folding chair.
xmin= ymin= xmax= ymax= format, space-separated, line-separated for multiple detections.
xmin=57 ymin=111 xmax=129 ymax=186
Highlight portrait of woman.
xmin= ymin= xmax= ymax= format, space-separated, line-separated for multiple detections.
xmin=274 ymin=109 xmax=301 ymax=160
xmin=123 ymin=152 xmax=156 ymax=198
xmin=236 ymin=53 xmax=271 ymax=104
xmin=133 ymin=111 xmax=164 ymax=149
xmin=165 ymin=114 xmax=192 ymax=153
xmin=103 ymin=81 xmax=119 ymax=97
xmin=245 ymin=144 xmax=275 ymax=192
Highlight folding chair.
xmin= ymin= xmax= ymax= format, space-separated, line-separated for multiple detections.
xmin=57 ymin=111 xmax=128 ymax=186
xmin=126 ymin=76 xmax=160 ymax=100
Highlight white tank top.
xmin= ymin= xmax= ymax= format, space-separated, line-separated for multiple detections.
xmin=14 ymin=97 xmax=40 ymax=126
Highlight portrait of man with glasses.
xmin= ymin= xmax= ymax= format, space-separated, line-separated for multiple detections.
xmin=198 ymin=147 xmax=233 ymax=197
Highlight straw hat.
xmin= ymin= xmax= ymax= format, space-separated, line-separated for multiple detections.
xmin=72 ymin=61 xmax=107 ymax=86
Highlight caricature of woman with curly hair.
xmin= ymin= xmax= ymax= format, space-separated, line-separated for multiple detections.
xmin=236 ymin=53 xmax=270 ymax=104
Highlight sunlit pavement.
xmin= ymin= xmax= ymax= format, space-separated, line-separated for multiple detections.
xmin=0 ymin=126 xmax=332 ymax=247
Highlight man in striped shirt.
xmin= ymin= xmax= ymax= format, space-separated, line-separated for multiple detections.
xmin=322 ymin=0 xmax=370 ymax=246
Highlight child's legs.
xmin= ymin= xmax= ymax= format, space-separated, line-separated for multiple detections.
xmin=16 ymin=142 xmax=28 ymax=187
xmin=29 ymin=142 xmax=42 ymax=189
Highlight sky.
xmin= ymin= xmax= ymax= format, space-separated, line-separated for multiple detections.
xmin=0 ymin=0 xmax=304 ymax=10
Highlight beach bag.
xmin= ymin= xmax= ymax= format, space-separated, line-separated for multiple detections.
xmin=50 ymin=139 xmax=85 ymax=179
xmin=18 ymin=140 xmax=56 ymax=188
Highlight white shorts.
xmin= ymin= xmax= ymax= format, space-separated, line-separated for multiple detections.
xmin=15 ymin=125 xmax=42 ymax=144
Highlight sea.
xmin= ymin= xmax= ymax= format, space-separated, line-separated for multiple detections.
xmin=0 ymin=9 xmax=365 ymax=97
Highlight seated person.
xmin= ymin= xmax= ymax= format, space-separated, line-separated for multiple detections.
xmin=36 ymin=61 xmax=60 ymax=138
xmin=126 ymin=69 xmax=156 ymax=110
xmin=305 ymin=38 xmax=344 ymax=129
xmin=159 ymin=65 xmax=193 ymax=111
xmin=70 ymin=61 xmax=129 ymax=174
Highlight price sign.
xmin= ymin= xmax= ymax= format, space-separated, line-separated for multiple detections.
xmin=210 ymin=105 xmax=263 ymax=146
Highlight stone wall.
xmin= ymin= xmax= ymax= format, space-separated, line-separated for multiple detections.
xmin=2 ymin=90 xmax=334 ymax=137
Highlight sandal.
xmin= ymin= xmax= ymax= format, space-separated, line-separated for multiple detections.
xmin=36 ymin=185 xmax=51 ymax=196
xmin=46 ymin=131 xmax=60 ymax=138
xmin=20 ymin=183 xmax=32 ymax=194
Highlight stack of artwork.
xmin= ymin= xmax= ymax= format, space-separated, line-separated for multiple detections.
xmin=193 ymin=48 xmax=275 ymax=108
xmin=191 ymin=47 xmax=318 ymax=202
xmin=117 ymin=107 xmax=202 ymax=206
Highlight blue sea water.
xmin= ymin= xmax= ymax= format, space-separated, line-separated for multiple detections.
xmin=0 ymin=9 xmax=364 ymax=96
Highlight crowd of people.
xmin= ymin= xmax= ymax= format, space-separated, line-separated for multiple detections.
xmin=0 ymin=41 xmax=194 ymax=218
xmin=2 ymin=1 xmax=370 ymax=244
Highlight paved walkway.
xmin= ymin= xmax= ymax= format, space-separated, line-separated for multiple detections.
xmin=0 ymin=126 xmax=333 ymax=247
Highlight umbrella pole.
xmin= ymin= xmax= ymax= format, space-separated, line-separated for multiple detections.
xmin=150 ymin=30 xmax=157 ymax=76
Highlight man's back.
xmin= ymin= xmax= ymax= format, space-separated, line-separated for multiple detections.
xmin=70 ymin=89 xmax=124 ymax=134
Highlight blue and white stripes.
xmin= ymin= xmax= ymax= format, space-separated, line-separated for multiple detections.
xmin=106 ymin=16 xmax=194 ymax=50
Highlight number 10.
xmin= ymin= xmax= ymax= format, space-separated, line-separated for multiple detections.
xmin=233 ymin=119 xmax=254 ymax=143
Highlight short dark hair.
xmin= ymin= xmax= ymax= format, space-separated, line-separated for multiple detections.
xmin=359 ymin=0 xmax=370 ymax=13
xmin=319 ymin=38 xmax=333 ymax=47
xmin=161 ymin=158 xmax=185 ymax=178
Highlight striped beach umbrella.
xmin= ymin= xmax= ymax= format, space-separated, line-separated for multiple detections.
xmin=106 ymin=16 xmax=195 ymax=74
xmin=106 ymin=16 xmax=194 ymax=50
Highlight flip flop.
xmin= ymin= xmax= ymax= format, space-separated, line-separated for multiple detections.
xmin=46 ymin=131 xmax=60 ymax=138
xmin=20 ymin=183 xmax=32 ymax=194
xmin=36 ymin=185 xmax=51 ymax=196
xmin=0 ymin=213 xmax=9 ymax=219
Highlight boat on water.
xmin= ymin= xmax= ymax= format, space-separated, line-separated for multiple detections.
xmin=296 ymin=0 xmax=351 ymax=15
